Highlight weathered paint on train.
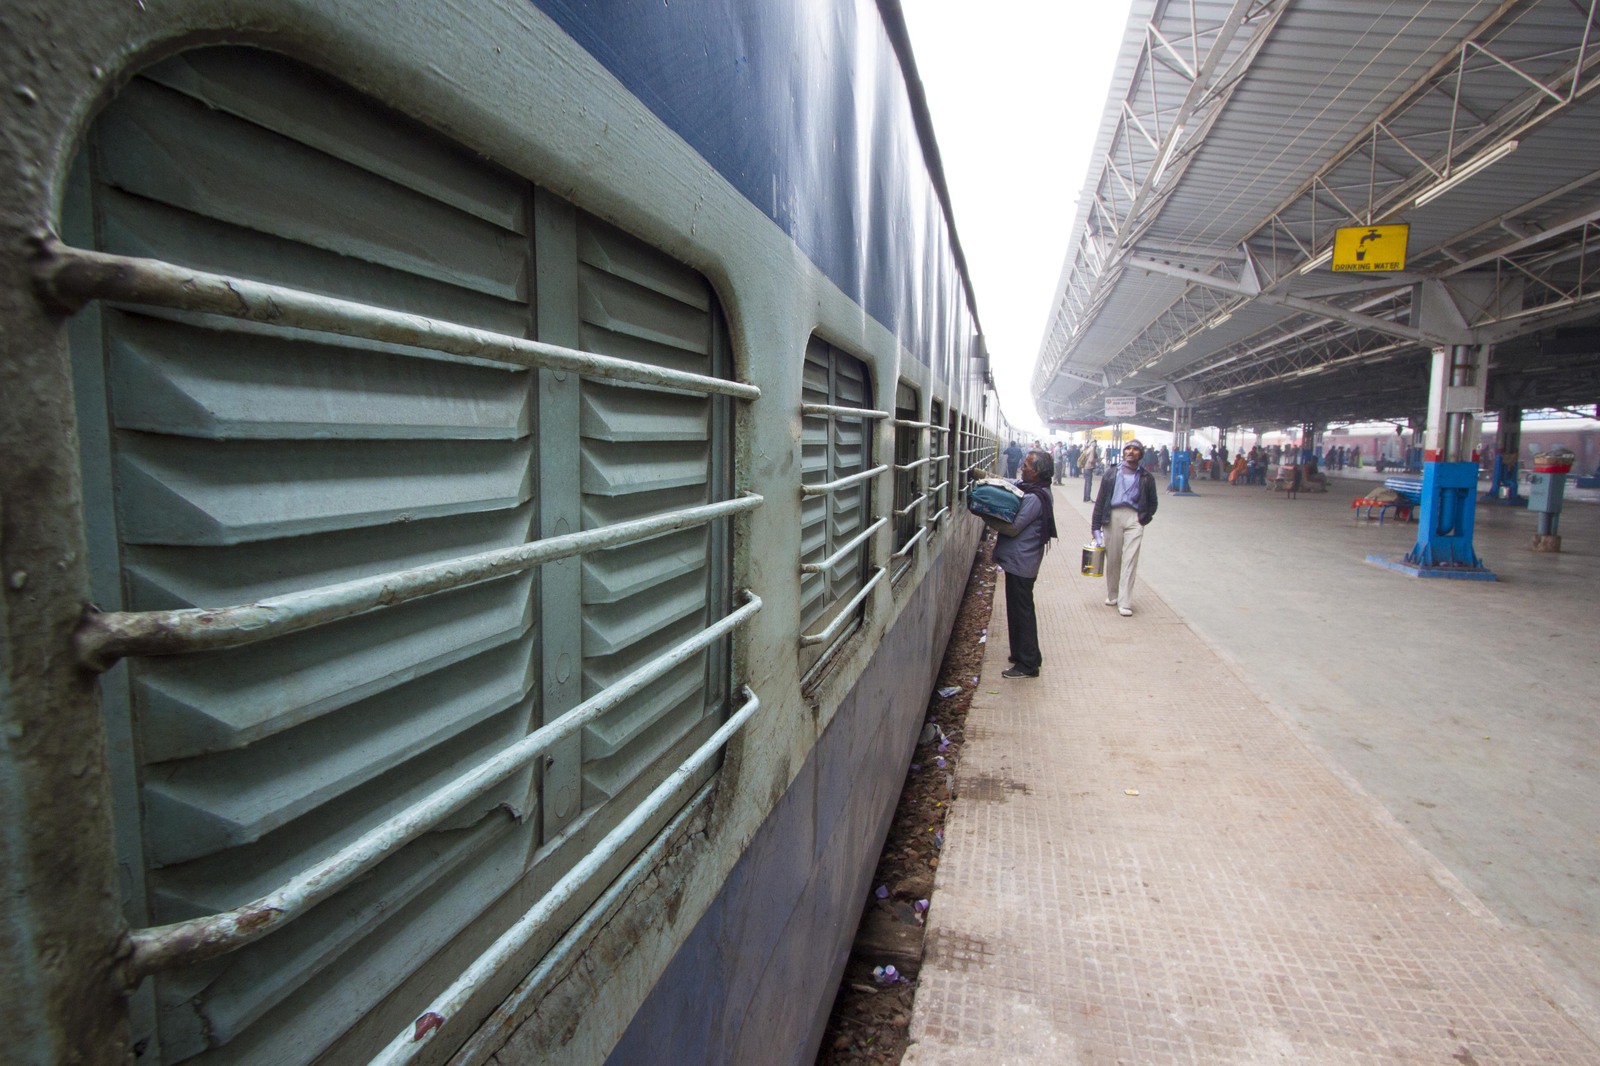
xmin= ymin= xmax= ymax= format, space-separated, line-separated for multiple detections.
xmin=0 ymin=1 xmax=1000 ymax=1063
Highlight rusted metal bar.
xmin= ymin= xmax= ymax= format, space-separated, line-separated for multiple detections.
xmin=33 ymin=240 xmax=761 ymax=401
xmin=122 ymin=593 xmax=763 ymax=981
xmin=891 ymin=525 xmax=928 ymax=560
xmin=799 ymin=464 xmax=888 ymax=497
xmin=799 ymin=568 xmax=884 ymax=647
xmin=75 ymin=495 xmax=762 ymax=671
xmin=893 ymin=493 xmax=929 ymax=519
xmin=372 ymin=686 xmax=764 ymax=1065
xmin=441 ymin=778 xmax=717 ymax=1066
xmin=800 ymin=403 xmax=890 ymax=420
xmin=799 ymin=517 xmax=887 ymax=575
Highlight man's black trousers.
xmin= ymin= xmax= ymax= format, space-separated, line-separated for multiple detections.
xmin=1004 ymin=571 xmax=1041 ymax=675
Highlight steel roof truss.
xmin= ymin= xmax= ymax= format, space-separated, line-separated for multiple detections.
xmin=1246 ymin=2 xmax=1600 ymax=282
xmin=1128 ymin=255 xmax=1427 ymax=343
xmin=1037 ymin=0 xmax=1288 ymax=391
xmin=1044 ymin=1 xmax=1600 ymax=427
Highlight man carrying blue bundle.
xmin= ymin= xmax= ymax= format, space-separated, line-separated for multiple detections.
xmin=987 ymin=448 xmax=1057 ymax=679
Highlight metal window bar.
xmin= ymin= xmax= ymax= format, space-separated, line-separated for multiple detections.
xmin=33 ymin=241 xmax=761 ymax=401
xmin=799 ymin=464 xmax=889 ymax=497
xmin=442 ymin=773 xmax=716 ymax=1066
xmin=893 ymin=456 xmax=935 ymax=473
xmin=373 ymin=685 xmax=765 ymax=1066
xmin=925 ymin=505 xmax=951 ymax=526
xmin=799 ymin=517 xmax=889 ymax=574
xmin=802 ymin=402 xmax=891 ymax=420
xmin=894 ymin=494 xmax=929 ymax=519
xmin=891 ymin=418 xmax=937 ymax=430
xmin=799 ymin=567 xmax=886 ymax=647
xmin=75 ymin=495 xmax=763 ymax=671
xmin=890 ymin=525 xmax=928 ymax=560
xmin=124 ymin=591 xmax=764 ymax=980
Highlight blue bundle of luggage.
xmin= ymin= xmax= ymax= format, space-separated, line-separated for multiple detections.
xmin=966 ymin=478 xmax=1024 ymax=524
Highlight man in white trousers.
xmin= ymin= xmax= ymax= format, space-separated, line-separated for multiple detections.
xmin=1090 ymin=440 xmax=1158 ymax=616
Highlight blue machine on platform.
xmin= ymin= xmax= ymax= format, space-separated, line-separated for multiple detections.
xmin=1484 ymin=453 xmax=1526 ymax=506
xmin=1168 ymin=450 xmax=1196 ymax=495
xmin=1368 ymin=345 xmax=1498 ymax=580
xmin=1367 ymin=462 xmax=1497 ymax=579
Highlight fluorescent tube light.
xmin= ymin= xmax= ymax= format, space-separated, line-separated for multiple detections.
xmin=1209 ymin=311 xmax=1233 ymax=328
xmin=1297 ymin=249 xmax=1332 ymax=275
xmin=1414 ymin=140 xmax=1519 ymax=207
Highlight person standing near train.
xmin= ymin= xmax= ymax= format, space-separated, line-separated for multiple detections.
xmin=991 ymin=449 xmax=1057 ymax=679
xmin=1091 ymin=440 xmax=1158 ymax=617
xmin=1003 ymin=439 xmax=1024 ymax=478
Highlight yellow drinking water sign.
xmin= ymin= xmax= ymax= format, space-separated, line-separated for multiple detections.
xmin=1331 ymin=224 xmax=1409 ymax=272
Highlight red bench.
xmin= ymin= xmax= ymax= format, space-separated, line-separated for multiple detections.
xmin=1351 ymin=497 xmax=1413 ymax=524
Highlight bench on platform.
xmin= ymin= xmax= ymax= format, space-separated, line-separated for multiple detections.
xmin=1270 ymin=465 xmax=1302 ymax=498
xmin=1351 ymin=497 xmax=1413 ymax=524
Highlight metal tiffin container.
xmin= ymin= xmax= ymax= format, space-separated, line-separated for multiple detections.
xmin=1080 ymin=543 xmax=1106 ymax=576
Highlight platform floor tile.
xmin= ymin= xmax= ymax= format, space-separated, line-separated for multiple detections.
xmin=905 ymin=534 xmax=1599 ymax=1065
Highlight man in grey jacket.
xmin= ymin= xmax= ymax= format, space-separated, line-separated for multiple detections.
xmin=988 ymin=449 xmax=1057 ymax=679
xmin=1090 ymin=440 xmax=1158 ymax=616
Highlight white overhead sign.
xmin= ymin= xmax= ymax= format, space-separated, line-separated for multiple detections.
xmin=1104 ymin=396 xmax=1136 ymax=418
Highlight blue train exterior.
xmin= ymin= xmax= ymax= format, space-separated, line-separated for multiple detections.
xmin=0 ymin=1 xmax=1003 ymax=1063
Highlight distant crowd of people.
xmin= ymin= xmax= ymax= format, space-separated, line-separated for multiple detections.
xmin=1028 ymin=440 xmax=1226 ymax=500
xmin=1010 ymin=438 xmax=1371 ymax=493
xmin=1227 ymin=443 xmax=1358 ymax=486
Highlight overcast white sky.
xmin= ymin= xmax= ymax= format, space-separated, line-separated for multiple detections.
xmin=900 ymin=0 xmax=1136 ymax=433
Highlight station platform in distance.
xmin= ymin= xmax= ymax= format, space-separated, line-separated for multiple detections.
xmin=907 ymin=474 xmax=1600 ymax=1064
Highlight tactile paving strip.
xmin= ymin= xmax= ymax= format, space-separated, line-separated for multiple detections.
xmin=905 ymin=530 xmax=1600 ymax=1065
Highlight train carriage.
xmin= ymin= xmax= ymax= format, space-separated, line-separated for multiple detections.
xmin=0 ymin=1 xmax=1003 ymax=1063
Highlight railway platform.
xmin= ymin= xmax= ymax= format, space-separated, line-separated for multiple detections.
xmin=906 ymin=476 xmax=1600 ymax=1064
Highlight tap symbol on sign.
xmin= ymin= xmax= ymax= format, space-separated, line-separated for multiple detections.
xmin=1355 ymin=228 xmax=1381 ymax=261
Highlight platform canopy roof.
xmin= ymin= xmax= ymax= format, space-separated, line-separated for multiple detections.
xmin=1032 ymin=0 xmax=1600 ymax=432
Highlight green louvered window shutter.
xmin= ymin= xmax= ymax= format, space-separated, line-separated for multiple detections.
xmin=891 ymin=382 xmax=922 ymax=580
xmin=798 ymin=340 xmax=878 ymax=664
xmin=65 ymin=47 xmax=735 ymax=1065
xmin=930 ymin=397 xmax=950 ymax=527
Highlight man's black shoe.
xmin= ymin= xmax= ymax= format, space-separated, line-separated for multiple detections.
xmin=1001 ymin=666 xmax=1038 ymax=679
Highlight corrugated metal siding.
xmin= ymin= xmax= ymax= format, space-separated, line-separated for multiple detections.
xmin=69 ymin=47 xmax=732 ymax=1065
